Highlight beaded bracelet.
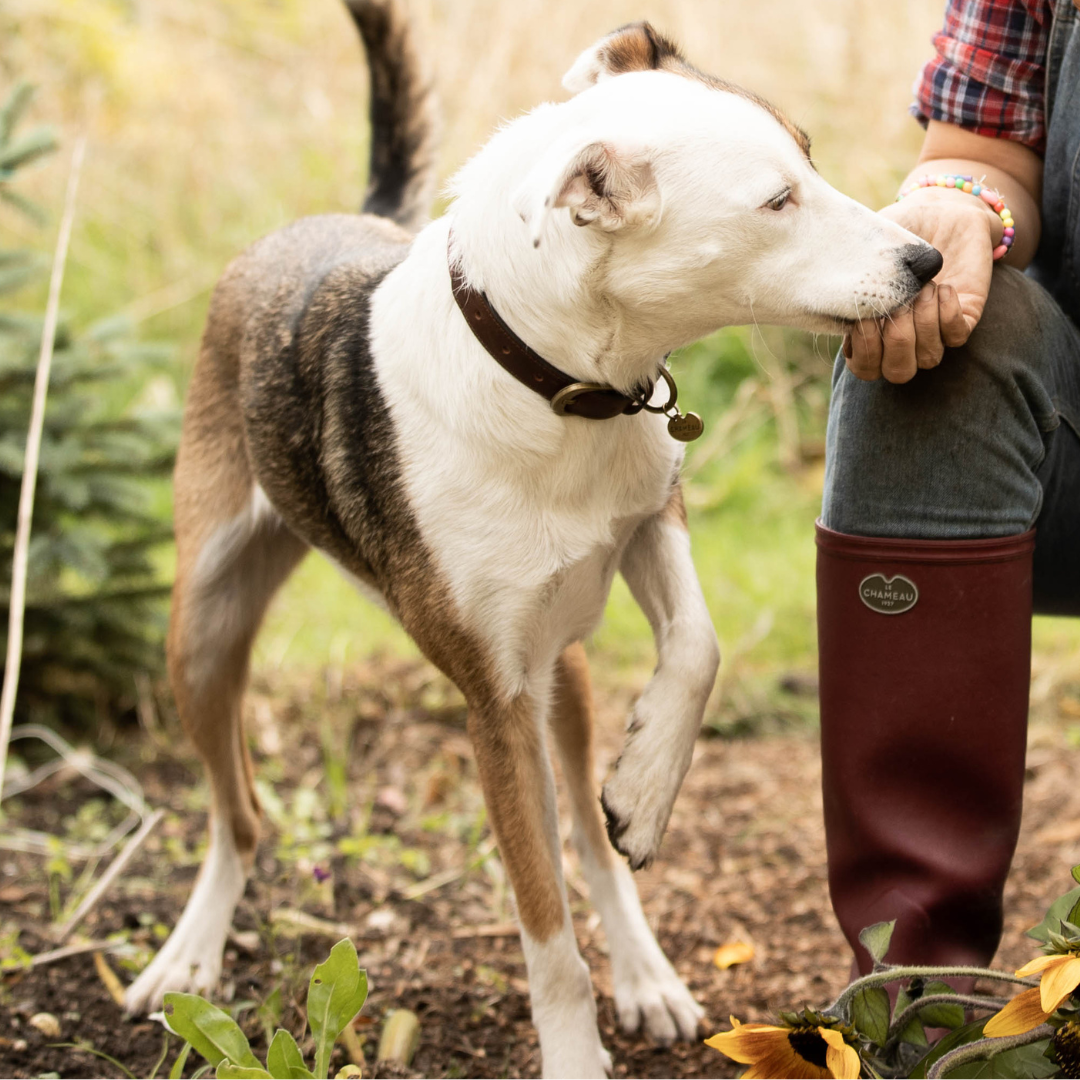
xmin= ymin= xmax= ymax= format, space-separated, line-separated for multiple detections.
xmin=896 ymin=174 xmax=1015 ymax=261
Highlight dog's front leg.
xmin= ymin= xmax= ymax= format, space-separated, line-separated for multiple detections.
xmin=466 ymin=693 xmax=611 ymax=1080
xmin=601 ymin=488 xmax=719 ymax=870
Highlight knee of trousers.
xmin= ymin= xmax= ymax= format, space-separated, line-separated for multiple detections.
xmin=822 ymin=267 xmax=1061 ymax=539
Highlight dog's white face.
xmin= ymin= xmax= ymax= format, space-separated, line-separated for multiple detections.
xmin=508 ymin=26 xmax=938 ymax=349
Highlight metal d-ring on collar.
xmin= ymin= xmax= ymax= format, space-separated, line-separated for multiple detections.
xmin=447 ymin=230 xmax=703 ymax=441
xmin=553 ymin=366 xmax=702 ymax=442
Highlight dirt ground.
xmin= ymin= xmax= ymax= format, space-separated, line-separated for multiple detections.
xmin=2 ymin=656 xmax=1078 ymax=1079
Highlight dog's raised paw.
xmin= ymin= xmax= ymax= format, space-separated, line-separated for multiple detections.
xmin=600 ymin=778 xmax=665 ymax=870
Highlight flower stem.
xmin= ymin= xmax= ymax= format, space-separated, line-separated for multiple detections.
xmin=887 ymin=994 xmax=1006 ymax=1043
xmin=925 ymin=1023 xmax=1053 ymax=1079
xmin=829 ymin=967 xmax=1037 ymax=1019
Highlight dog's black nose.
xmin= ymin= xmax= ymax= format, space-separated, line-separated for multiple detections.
xmin=903 ymin=243 xmax=944 ymax=287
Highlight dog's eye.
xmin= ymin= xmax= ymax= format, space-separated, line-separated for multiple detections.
xmin=766 ymin=190 xmax=790 ymax=211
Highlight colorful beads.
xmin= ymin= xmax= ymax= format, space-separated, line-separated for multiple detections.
xmin=896 ymin=173 xmax=1016 ymax=262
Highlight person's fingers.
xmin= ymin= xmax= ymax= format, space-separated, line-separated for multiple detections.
xmin=880 ymin=307 xmax=918 ymax=384
xmin=939 ymin=283 xmax=973 ymax=347
xmin=847 ymin=319 xmax=883 ymax=380
xmin=912 ymin=283 xmax=944 ymax=369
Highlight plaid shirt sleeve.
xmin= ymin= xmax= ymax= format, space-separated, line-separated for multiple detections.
xmin=911 ymin=0 xmax=1053 ymax=154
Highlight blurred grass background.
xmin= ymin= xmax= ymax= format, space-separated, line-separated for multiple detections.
xmin=6 ymin=0 xmax=1080 ymax=733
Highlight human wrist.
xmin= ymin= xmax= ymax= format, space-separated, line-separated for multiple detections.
xmin=897 ymin=174 xmax=1013 ymax=259
xmin=891 ymin=184 xmax=1004 ymax=244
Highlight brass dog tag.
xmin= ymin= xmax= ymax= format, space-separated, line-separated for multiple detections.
xmin=667 ymin=411 xmax=704 ymax=442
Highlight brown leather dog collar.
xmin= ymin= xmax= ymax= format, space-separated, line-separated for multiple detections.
xmin=446 ymin=234 xmax=704 ymax=440
xmin=447 ymin=237 xmax=649 ymax=420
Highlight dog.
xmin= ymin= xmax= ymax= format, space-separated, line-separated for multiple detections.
xmin=123 ymin=3 xmax=942 ymax=1075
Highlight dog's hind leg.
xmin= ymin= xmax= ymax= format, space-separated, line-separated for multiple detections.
xmin=550 ymin=643 xmax=703 ymax=1044
xmin=600 ymin=487 xmax=720 ymax=870
xmin=125 ymin=370 xmax=308 ymax=1014
xmin=465 ymin=690 xmax=612 ymax=1079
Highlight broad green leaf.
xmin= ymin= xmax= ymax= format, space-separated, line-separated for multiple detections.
xmin=169 ymin=1042 xmax=192 ymax=1080
xmin=851 ymin=986 xmax=890 ymax=1045
xmin=917 ymin=982 xmax=965 ymax=1030
xmin=942 ymin=1038 xmax=1056 ymax=1078
xmin=163 ymin=993 xmax=261 ymax=1070
xmin=307 ymin=939 xmax=369 ymax=1080
xmin=858 ymin=920 xmax=896 ymax=965
xmin=267 ymin=1029 xmax=314 ymax=1079
xmin=1028 ymin=885 xmax=1080 ymax=942
xmin=1072 ymin=865 xmax=1080 ymax=886
xmin=909 ymin=1019 xmax=987 ymax=1078
xmin=215 ymin=1067 xmax=272 ymax=1080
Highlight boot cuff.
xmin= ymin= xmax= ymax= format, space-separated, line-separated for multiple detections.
xmin=815 ymin=522 xmax=1036 ymax=565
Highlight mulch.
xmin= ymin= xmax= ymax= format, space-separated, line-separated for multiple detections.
xmin=1 ymin=655 xmax=1078 ymax=1079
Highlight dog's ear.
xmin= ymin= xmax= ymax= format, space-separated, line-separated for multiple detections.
xmin=563 ymin=22 xmax=684 ymax=94
xmin=514 ymin=137 xmax=661 ymax=248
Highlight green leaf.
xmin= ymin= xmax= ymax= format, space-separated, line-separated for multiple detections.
xmin=163 ymin=993 xmax=261 ymax=1070
xmin=942 ymin=1039 xmax=1056 ymax=1078
xmin=918 ymin=982 xmax=966 ymax=1029
xmin=307 ymin=939 xmax=369 ymax=1080
xmin=266 ymin=1030 xmax=313 ymax=1079
xmin=858 ymin=920 xmax=896 ymax=965
xmin=1072 ymin=865 xmax=1080 ymax=886
xmin=1028 ymin=885 xmax=1080 ymax=943
xmin=897 ymin=1013 xmax=928 ymax=1048
xmin=851 ymin=986 xmax=890 ymax=1045
xmin=215 ymin=1068 xmax=272 ymax=1080
xmin=169 ymin=1043 xmax=192 ymax=1080
xmin=909 ymin=1019 xmax=987 ymax=1078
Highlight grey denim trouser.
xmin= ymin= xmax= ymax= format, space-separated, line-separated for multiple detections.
xmin=821 ymin=266 xmax=1080 ymax=615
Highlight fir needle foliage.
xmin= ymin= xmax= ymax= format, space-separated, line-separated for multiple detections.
xmin=0 ymin=83 xmax=178 ymax=728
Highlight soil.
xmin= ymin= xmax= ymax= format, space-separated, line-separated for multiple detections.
xmin=2 ymin=655 xmax=1078 ymax=1079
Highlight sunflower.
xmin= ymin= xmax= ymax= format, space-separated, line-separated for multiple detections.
xmin=984 ymin=951 xmax=1080 ymax=1037
xmin=706 ymin=1014 xmax=861 ymax=1079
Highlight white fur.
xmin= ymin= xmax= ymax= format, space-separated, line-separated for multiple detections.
xmin=367 ymin=58 xmax=927 ymax=1077
xmin=125 ymin=816 xmax=247 ymax=1014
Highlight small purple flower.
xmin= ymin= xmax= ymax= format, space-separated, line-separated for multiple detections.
xmin=313 ymin=865 xmax=330 ymax=884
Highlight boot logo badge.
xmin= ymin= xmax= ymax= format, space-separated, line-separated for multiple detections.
xmin=859 ymin=573 xmax=918 ymax=615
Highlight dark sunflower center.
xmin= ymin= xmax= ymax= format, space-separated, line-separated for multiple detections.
xmin=788 ymin=1027 xmax=829 ymax=1069
xmin=1054 ymin=1022 xmax=1080 ymax=1079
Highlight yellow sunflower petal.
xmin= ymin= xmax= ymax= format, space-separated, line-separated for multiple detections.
xmin=984 ymin=987 xmax=1051 ymax=1037
xmin=819 ymin=1028 xmax=861 ymax=1080
xmin=741 ymin=1041 xmax=830 ymax=1080
xmin=1040 ymin=954 xmax=1080 ymax=1013
xmin=1016 ymin=953 xmax=1066 ymax=978
xmin=705 ymin=1024 xmax=790 ymax=1064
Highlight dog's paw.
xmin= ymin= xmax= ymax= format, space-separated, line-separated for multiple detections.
xmin=612 ymin=954 xmax=704 ymax=1044
xmin=124 ymin=942 xmax=222 ymax=1016
xmin=600 ymin=774 xmax=670 ymax=871
xmin=542 ymin=1040 xmax=612 ymax=1079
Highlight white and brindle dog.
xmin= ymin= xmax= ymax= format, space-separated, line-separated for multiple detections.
xmin=125 ymin=2 xmax=941 ymax=1074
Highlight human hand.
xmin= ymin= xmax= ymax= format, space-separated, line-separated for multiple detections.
xmin=844 ymin=186 xmax=1004 ymax=383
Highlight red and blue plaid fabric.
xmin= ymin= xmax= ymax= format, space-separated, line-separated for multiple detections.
xmin=912 ymin=0 xmax=1052 ymax=153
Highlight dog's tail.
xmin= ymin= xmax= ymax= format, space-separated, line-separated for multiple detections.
xmin=344 ymin=0 xmax=439 ymax=232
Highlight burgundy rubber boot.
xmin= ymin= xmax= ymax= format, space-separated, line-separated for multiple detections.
xmin=816 ymin=523 xmax=1035 ymax=975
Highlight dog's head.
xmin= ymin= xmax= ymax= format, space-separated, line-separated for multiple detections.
xmin=510 ymin=23 xmax=940 ymax=343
